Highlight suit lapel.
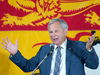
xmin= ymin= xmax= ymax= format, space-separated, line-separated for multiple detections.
xmin=66 ymin=38 xmax=73 ymax=75
xmin=66 ymin=48 xmax=72 ymax=75
xmin=46 ymin=47 xmax=53 ymax=75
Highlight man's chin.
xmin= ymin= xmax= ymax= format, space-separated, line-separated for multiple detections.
xmin=53 ymin=42 xmax=57 ymax=45
xmin=53 ymin=43 xmax=59 ymax=46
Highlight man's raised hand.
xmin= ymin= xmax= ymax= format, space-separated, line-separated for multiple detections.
xmin=1 ymin=37 xmax=18 ymax=55
xmin=86 ymin=33 xmax=95 ymax=50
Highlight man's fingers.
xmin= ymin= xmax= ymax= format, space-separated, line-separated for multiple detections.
xmin=2 ymin=38 xmax=8 ymax=45
xmin=6 ymin=37 xmax=11 ymax=43
xmin=1 ymin=41 xmax=7 ymax=47
xmin=90 ymin=33 xmax=95 ymax=40
xmin=2 ymin=46 xmax=7 ymax=50
xmin=86 ymin=33 xmax=95 ymax=50
xmin=92 ymin=33 xmax=95 ymax=39
xmin=88 ymin=34 xmax=95 ymax=43
xmin=15 ymin=39 xmax=18 ymax=44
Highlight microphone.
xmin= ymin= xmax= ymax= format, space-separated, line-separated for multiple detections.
xmin=30 ymin=44 xmax=54 ymax=75
xmin=47 ymin=43 xmax=54 ymax=56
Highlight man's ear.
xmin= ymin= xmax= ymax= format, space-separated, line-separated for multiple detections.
xmin=64 ymin=28 xmax=68 ymax=36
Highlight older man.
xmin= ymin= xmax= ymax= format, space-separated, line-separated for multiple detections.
xmin=1 ymin=18 xmax=99 ymax=75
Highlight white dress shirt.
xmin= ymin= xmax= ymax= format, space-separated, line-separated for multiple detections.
xmin=50 ymin=39 xmax=67 ymax=75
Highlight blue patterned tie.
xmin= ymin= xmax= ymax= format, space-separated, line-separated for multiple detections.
xmin=54 ymin=46 xmax=61 ymax=75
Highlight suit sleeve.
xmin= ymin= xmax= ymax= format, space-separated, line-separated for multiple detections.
xmin=81 ymin=42 xmax=99 ymax=69
xmin=9 ymin=47 xmax=42 ymax=72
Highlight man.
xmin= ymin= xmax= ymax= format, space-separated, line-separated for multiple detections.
xmin=1 ymin=18 xmax=99 ymax=75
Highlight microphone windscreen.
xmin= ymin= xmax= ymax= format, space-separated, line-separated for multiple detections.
xmin=50 ymin=43 xmax=54 ymax=53
xmin=50 ymin=43 xmax=54 ymax=47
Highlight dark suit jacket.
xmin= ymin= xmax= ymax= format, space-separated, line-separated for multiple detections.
xmin=10 ymin=38 xmax=99 ymax=75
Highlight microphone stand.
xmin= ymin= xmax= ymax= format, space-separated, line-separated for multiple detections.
xmin=30 ymin=46 xmax=53 ymax=75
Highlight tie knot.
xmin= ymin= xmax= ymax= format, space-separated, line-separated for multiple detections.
xmin=57 ymin=46 xmax=61 ymax=50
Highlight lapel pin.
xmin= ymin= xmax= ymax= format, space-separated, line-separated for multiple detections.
xmin=69 ymin=48 xmax=71 ymax=50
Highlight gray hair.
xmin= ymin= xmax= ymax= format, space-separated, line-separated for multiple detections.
xmin=47 ymin=18 xmax=68 ymax=31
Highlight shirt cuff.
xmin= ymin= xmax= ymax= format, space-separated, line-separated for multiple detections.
xmin=88 ymin=48 xmax=92 ymax=52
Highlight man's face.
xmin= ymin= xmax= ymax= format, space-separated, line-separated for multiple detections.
xmin=48 ymin=21 xmax=67 ymax=46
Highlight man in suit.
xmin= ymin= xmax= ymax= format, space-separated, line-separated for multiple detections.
xmin=1 ymin=18 xmax=99 ymax=75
